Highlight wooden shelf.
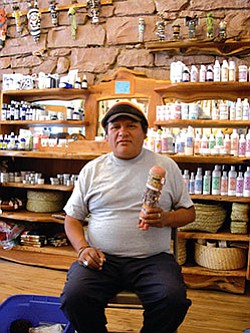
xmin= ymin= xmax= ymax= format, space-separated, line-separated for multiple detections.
xmin=146 ymin=38 xmax=250 ymax=58
xmin=0 ymin=120 xmax=89 ymax=127
xmin=0 ymin=210 xmax=65 ymax=224
xmin=178 ymin=231 xmax=249 ymax=242
xmin=155 ymin=119 xmax=249 ymax=128
xmin=190 ymin=194 xmax=250 ymax=203
xmin=164 ymin=154 xmax=250 ymax=165
xmin=1 ymin=182 xmax=73 ymax=191
xmin=154 ymin=82 xmax=250 ymax=102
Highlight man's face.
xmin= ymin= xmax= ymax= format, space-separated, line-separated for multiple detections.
xmin=106 ymin=117 xmax=147 ymax=159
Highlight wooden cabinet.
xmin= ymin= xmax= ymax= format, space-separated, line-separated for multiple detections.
xmin=154 ymin=82 xmax=250 ymax=294
xmin=0 ymin=69 xmax=249 ymax=294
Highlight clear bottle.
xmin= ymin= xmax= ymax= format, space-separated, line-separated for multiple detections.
xmin=213 ymin=60 xmax=221 ymax=82
xmin=230 ymin=129 xmax=239 ymax=156
xmin=243 ymin=166 xmax=250 ymax=197
xmin=203 ymin=170 xmax=211 ymax=195
xmin=211 ymin=164 xmax=221 ymax=195
xmin=228 ymin=165 xmax=237 ymax=196
xmin=236 ymin=171 xmax=244 ymax=197
xmin=220 ymin=170 xmax=228 ymax=195
xmin=238 ymin=134 xmax=246 ymax=157
xmin=194 ymin=167 xmax=203 ymax=194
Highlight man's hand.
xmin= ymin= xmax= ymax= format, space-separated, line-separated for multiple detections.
xmin=138 ymin=206 xmax=165 ymax=230
xmin=78 ymin=247 xmax=106 ymax=270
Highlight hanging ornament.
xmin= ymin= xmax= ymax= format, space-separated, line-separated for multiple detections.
xmin=27 ymin=0 xmax=41 ymax=43
xmin=86 ymin=0 xmax=101 ymax=24
xmin=12 ymin=5 xmax=23 ymax=36
xmin=68 ymin=6 xmax=77 ymax=40
xmin=138 ymin=17 xmax=145 ymax=43
xmin=0 ymin=7 xmax=7 ymax=49
xmin=49 ymin=0 xmax=59 ymax=26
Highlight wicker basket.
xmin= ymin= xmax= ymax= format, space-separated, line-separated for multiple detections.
xmin=170 ymin=238 xmax=187 ymax=265
xmin=195 ymin=242 xmax=247 ymax=270
xmin=179 ymin=203 xmax=227 ymax=233
xmin=26 ymin=190 xmax=64 ymax=213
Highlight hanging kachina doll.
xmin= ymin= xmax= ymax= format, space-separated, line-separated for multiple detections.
xmin=27 ymin=0 xmax=41 ymax=42
xmin=12 ymin=5 xmax=23 ymax=36
xmin=49 ymin=0 xmax=59 ymax=26
xmin=0 ymin=8 xmax=7 ymax=49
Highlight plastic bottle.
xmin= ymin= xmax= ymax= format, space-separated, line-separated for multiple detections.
xmin=228 ymin=60 xmax=236 ymax=81
xmin=223 ymin=133 xmax=231 ymax=155
xmin=242 ymin=98 xmax=250 ymax=120
xmin=238 ymin=134 xmax=246 ymax=157
xmin=238 ymin=65 xmax=248 ymax=82
xmin=215 ymin=129 xmax=224 ymax=148
xmin=235 ymin=98 xmax=243 ymax=120
xmin=161 ymin=128 xmax=174 ymax=154
xmin=181 ymin=103 xmax=189 ymax=119
xmin=220 ymin=170 xmax=228 ymax=195
xmin=81 ymin=74 xmax=88 ymax=89
xmin=245 ymin=129 xmax=250 ymax=157
xmin=194 ymin=131 xmax=201 ymax=155
xmin=183 ymin=169 xmax=190 ymax=191
xmin=236 ymin=171 xmax=244 ymax=197
xmin=208 ymin=133 xmax=216 ymax=153
xmin=213 ymin=60 xmax=221 ymax=82
xmin=200 ymin=132 xmax=208 ymax=155
xmin=190 ymin=65 xmax=198 ymax=82
xmin=243 ymin=166 xmax=250 ymax=197
xmin=175 ymin=131 xmax=185 ymax=155
xmin=154 ymin=129 xmax=162 ymax=153
xmin=219 ymin=102 xmax=228 ymax=120
xmin=189 ymin=172 xmax=195 ymax=194
xmin=211 ymin=164 xmax=221 ymax=195
xmin=206 ymin=65 xmax=214 ymax=82
xmin=203 ymin=170 xmax=211 ymax=195
xmin=199 ymin=65 xmax=206 ymax=82
xmin=228 ymin=165 xmax=237 ymax=196
xmin=185 ymin=126 xmax=194 ymax=155
xmin=229 ymin=101 xmax=236 ymax=120
xmin=221 ymin=60 xmax=229 ymax=82
xmin=182 ymin=66 xmax=190 ymax=82
xmin=230 ymin=129 xmax=239 ymax=156
xmin=194 ymin=167 xmax=203 ymax=194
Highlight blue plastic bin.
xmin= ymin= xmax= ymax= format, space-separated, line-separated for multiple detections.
xmin=0 ymin=294 xmax=75 ymax=333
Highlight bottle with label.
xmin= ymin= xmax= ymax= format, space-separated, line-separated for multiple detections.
xmin=206 ymin=65 xmax=214 ymax=81
xmin=243 ymin=166 xmax=250 ymax=197
xmin=203 ymin=170 xmax=211 ymax=195
xmin=190 ymin=65 xmax=198 ymax=82
xmin=182 ymin=66 xmax=190 ymax=82
xmin=189 ymin=172 xmax=195 ymax=194
xmin=208 ymin=133 xmax=216 ymax=153
xmin=211 ymin=164 xmax=221 ymax=195
xmin=194 ymin=131 xmax=201 ymax=155
xmin=238 ymin=65 xmax=248 ymax=82
xmin=200 ymin=133 xmax=208 ymax=155
xmin=199 ymin=65 xmax=206 ymax=82
xmin=228 ymin=165 xmax=237 ymax=196
xmin=154 ymin=129 xmax=162 ymax=153
xmin=194 ymin=167 xmax=203 ymax=194
xmin=223 ymin=133 xmax=231 ymax=155
xmin=236 ymin=170 xmax=244 ymax=197
xmin=245 ymin=129 xmax=250 ymax=157
xmin=215 ymin=129 xmax=224 ymax=148
xmin=213 ymin=60 xmax=221 ymax=82
xmin=185 ymin=126 xmax=194 ymax=155
xmin=235 ymin=98 xmax=243 ymax=120
xmin=229 ymin=101 xmax=236 ymax=120
xmin=242 ymin=98 xmax=250 ymax=120
xmin=238 ymin=134 xmax=246 ymax=157
xmin=161 ymin=128 xmax=174 ymax=154
xmin=228 ymin=60 xmax=236 ymax=81
xmin=221 ymin=60 xmax=229 ymax=82
xmin=230 ymin=129 xmax=239 ymax=156
xmin=220 ymin=170 xmax=228 ymax=195
xmin=183 ymin=169 xmax=190 ymax=191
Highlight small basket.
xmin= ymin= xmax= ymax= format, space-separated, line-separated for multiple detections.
xmin=171 ymin=238 xmax=187 ymax=265
xmin=195 ymin=242 xmax=247 ymax=270
xmin=179 ymin=203 xmax=227 ymax=233
xmin=26 ymin=190 xmax=64 ymax=213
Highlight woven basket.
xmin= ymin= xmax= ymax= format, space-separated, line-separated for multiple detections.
xmin=230 ymin=221 xmax=248 ymax=234
xmin=179 ymin=203 xmax=227 ymax=233
xmin=170 ymin=238 xmax=187 ymax=265
xmin=26 ymin=190 xmax=64 ymax=213
xmin=195 ymin=242 xmax=247 ymax=270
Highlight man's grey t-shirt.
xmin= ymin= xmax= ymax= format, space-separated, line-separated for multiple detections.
xmin=64 ymin=148 xmax=193 ymax=258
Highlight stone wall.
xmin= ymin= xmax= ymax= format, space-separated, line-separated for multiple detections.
xmin=0 ymin=0 xmax=250 ymax=85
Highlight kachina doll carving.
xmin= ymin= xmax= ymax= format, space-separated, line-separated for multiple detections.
xmin=12 ymin=5 xmax=23 ymax=36
xmin=68 ymin=6 xmax=77 ymax=39
xmin=185 ymin=15 xmax=199 ymax=39
xmin=27 ymin=0 xmax=41 ymax=42
xmin=155 ymin=13 xmax=166 ymax=41
xmin=206 ymin=12 xmax=214 ymax=39
xmin=0 ymin=8 xmax=7 ymax=49
xmin=49 ymin=0 xmax=59 ymax=26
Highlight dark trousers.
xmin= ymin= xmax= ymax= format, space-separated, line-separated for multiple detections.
xmin=60 ymin=252 xmax=191 ymax=333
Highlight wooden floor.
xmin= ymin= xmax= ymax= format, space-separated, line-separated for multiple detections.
xmin=0 ymin=259 xmax=250 ymax=333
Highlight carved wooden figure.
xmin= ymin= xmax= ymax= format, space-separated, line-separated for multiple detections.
xmin=0 ymin=8 xmax=7 ymax=49
xmin=27 ymin=0 xmax=41 ymax=42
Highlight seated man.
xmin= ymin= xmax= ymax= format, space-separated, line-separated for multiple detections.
xmin=60 ymin=101 xmax=195 ymax=333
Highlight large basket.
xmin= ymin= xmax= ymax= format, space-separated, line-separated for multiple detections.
xmin=195 ymin=242 xmax=247 ymax=270
xmin=179 ymin=203 xmax=227 ymax=233
xmin=26 ymin=190 xmax=65 ymax=213
xmin=170 ymin=238 xmax=187 ymax=265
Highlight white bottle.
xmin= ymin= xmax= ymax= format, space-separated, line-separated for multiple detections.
xmin=199 ymin=65 xmax=206 ymax=82
xmin=194 ymin=131 xmax=201 ymax=155
xmin=230 ymin=129 xmax=239 ymax=156
xmin=220 ymin=170 xmax=228 ymax=195
xmin=228 ymin=60 xmax=236 ymax=81
xmin=215 ymin=129 xmax=224 ymax=148
xmin=221 ymin=60 xmax=229 ymax=82
xmin=213 ymin=60 xmax=221 ymax=82
xmin=235 ymin=98 xmax=243 ymax=120
xmin=208 ymin=133 xmax=216 ymax=153
xmin=243 ymin=166 xmax=250 ymax=197
xmin=189 ymin=172 xmax=195 ymax=194
xmin=242 ymin=98 xmax=250 ymax=120
xmin=183 ymin=169 xmax=190 ymax=191
xmin=194 ymin=167 xmax=203 ymax=194
xmin=245 ymin=129 xmax=250 ymax=157
xmin=206 ymin=65 xmax=214 ymax=82
xmin=236 ymin=171 xmax=244 ymax=197
xmin=223 ymin=133 xmax=231 ymax=155
xmin=211 ymin=165 xmax=221 ymax=195
xmin=190 ymin=65 xmax=198 ymax=82
xmin=185 ymin=126 xmax=194 ymax=155
xmin=229 ymin=102 xmax=236 ymax=120
xmin=154 ymin=129 xmax=162 ymax=153
xmin=200 ymin=133 xmax=208 ymax=155
xmin=203 ymin=170 xmax=211 ymax=195
xmin=161 ymin=128 xmax=174 ymax=154
xmin=228 ymin=165 xmax=237 ymax=196
xmin=238 ymin=134 xmax=246 ymax=157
